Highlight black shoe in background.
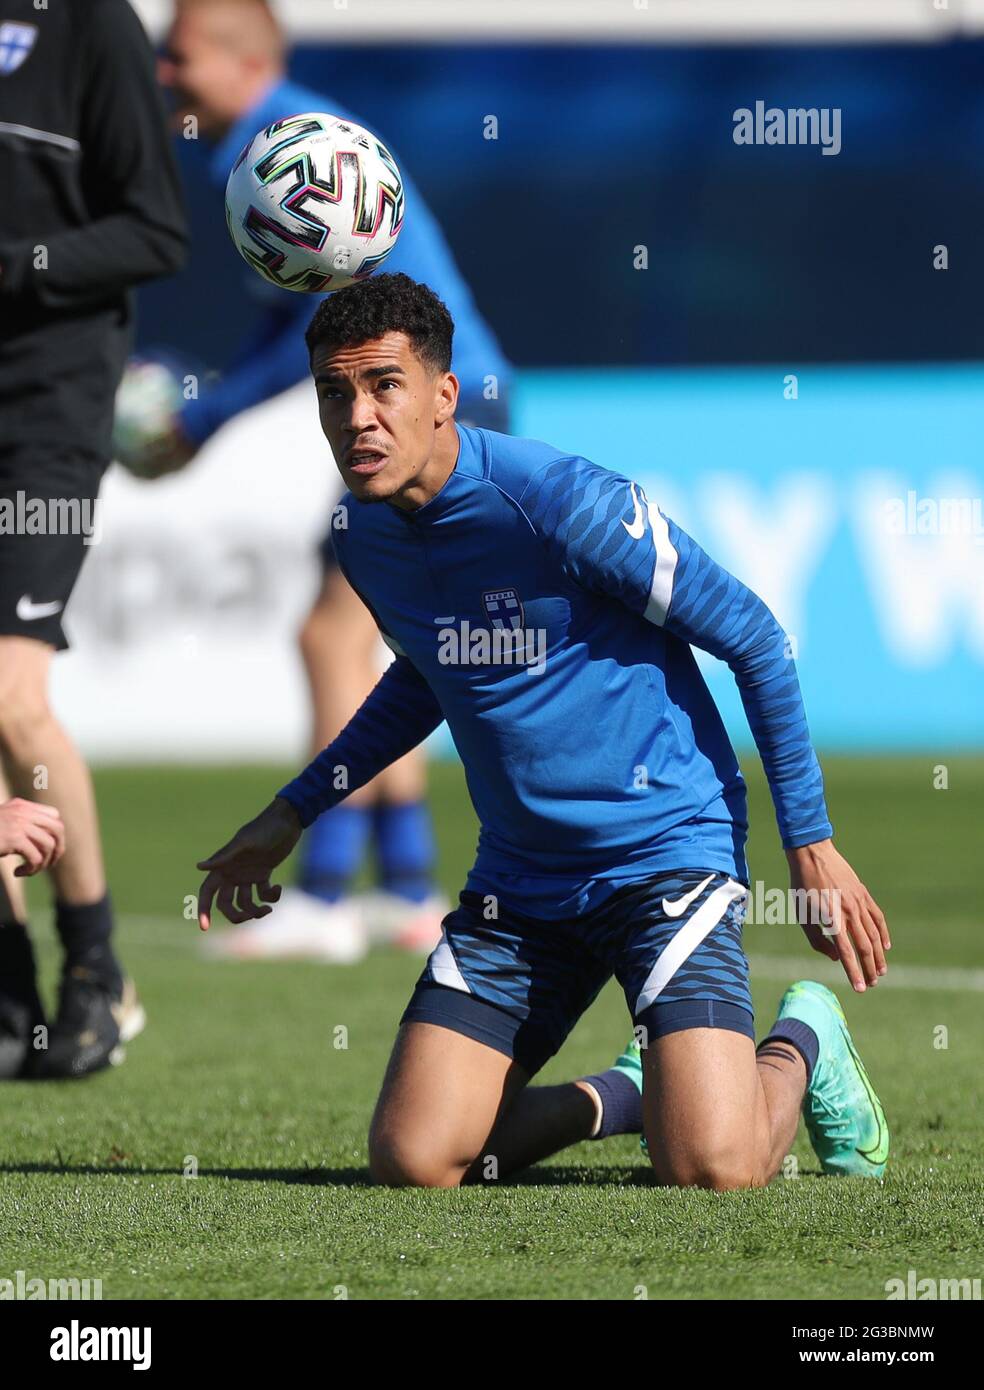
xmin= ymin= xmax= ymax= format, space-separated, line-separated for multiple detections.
xmin=0 ymin=989 xmax=46 ymax=1079
xmin=31 ymin=967 xmax=144 ymax=1080
xmin=0 ymin=921 xmax=46 ymax=1079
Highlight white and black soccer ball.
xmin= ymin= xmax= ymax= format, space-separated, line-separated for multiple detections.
xmin=224 ymin=112 xmax=405 ymax=294
xmin=112 ymin=357 xmax=184 ymax=477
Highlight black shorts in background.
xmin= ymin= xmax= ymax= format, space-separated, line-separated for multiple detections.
xmin=0 ymin=446 xmax=108 ymax=651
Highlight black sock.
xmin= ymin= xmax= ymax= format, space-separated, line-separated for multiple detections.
xmin=757 ymin=1020 xmax=819 ymax=1084
xmin=55 ymin=893 xmax=121 ymax=991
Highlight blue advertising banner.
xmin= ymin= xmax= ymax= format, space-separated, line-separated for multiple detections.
xmin=513 ymin=363 xmax=984 ymax=749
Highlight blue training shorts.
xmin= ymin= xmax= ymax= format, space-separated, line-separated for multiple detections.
xmin=401 ymin=869 xmax=754 ymax=1077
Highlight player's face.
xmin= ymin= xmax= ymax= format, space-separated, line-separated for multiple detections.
xmin=158 ymin=16 xmax=249 ymax=133
xmin=311 ymin=332 xmax=458 ymax=507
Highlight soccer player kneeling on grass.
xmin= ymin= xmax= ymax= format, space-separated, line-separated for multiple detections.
xmin=196 ymin=274 xmax=891 ymax=1189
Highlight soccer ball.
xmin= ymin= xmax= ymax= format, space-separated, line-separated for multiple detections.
xmin=113 ymin=357 xmax=184 ymax=477
xmin=224 ymin=112 xmax=405 ymax=293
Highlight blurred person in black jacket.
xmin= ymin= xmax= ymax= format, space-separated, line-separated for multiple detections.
xmin=0 ymin=0 xmax=187 ymax=1079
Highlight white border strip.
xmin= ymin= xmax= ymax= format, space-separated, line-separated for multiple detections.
xmin=130 ymin=0 xmax=976 ymax=45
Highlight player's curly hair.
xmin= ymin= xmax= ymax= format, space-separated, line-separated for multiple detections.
xmin=305 ymin=273 xmax=454 ymax=373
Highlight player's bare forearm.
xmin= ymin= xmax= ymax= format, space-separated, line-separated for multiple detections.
xmin=785 ymin=838 xmax=891 ymax=993
xmin=196 ymin=797 xmax=301 ymax=931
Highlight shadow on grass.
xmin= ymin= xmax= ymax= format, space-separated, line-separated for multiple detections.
xmin=0 ymin=1162 xmax=371 ymax=1186
xmin=0 ymin=1161 xmax=653 ymax=1188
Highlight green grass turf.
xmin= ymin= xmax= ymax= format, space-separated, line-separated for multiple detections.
xmin=1 ymin=756 xmax=982 ymax=1299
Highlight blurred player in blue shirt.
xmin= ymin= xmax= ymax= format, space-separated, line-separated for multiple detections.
xmin=196 ymin=275 xmax=892 ymax=1190
xmin=153 ymin=0 xmax=511 ymax=961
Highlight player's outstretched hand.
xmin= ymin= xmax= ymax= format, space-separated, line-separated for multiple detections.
xmin=0 ymin=798 xmax=65 ymax=876
xmin=786 ymin=838 xmax=891 ymax=993
xmin=196 ymin=798 xmax=302 ymax=931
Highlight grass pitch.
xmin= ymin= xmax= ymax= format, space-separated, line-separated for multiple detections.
xmin=1 ymin=756 xmax=982 ymax=1300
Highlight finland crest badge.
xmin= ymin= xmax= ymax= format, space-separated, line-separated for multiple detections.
xmin=482 ymin=588 xmax=524 ymax=631
xmin=0 ymin=22 xmax=37 ymax=75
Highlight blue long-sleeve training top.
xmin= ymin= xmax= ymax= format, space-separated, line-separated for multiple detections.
xmin=279 ymin=426 xmax=832 ymax=918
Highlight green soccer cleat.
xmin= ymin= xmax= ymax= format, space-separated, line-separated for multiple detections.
xmin=776 ymin=980 xmax=889 ymax=1178
xmin=612 ymin=1036 xmax=644 ymax=1094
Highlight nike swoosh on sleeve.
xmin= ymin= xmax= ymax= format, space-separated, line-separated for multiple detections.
xmin=621 ymin=481 xmax=647 ymax=539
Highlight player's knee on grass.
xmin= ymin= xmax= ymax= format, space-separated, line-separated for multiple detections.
xmin=639 ymin=1024 xmax=769 ymax=1190
xmin=368 ymin=1127 xmax=466 ymax=1189
xmin=643 ymin=1133 xmax=768 ymax=1192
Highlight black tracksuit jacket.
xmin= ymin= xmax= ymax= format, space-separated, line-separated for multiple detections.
xmin=0 ymin=0 xmax=187 ymax=459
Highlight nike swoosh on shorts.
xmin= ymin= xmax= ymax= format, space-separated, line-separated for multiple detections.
xmin=16 ymin=596 xmax=64 ymax=621
xmin=661 ymin=873 xmax=716 ymax=918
